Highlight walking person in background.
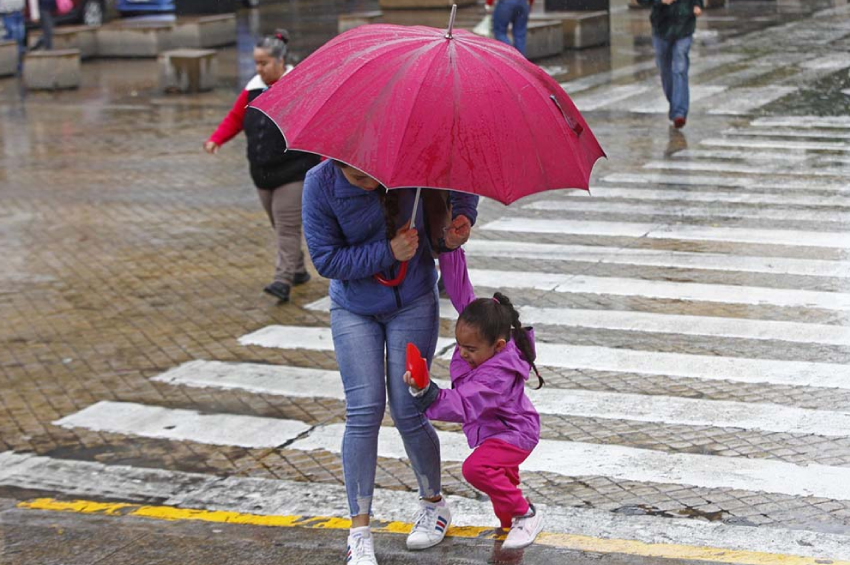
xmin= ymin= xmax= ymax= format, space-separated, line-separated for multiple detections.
xmin=0 ymin=0 xmax=25 ymax=65
xmin=487 ymin=0 xmax=532 ymax=57
xmin=28 ymin=0 xmax=55 ymax=50
xmin=205 ymin=29 xmax=321 ymax=303
xmin=638 ymin=0 xmax=703 ymax=129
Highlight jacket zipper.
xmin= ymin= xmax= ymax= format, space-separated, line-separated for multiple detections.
xmin=388 ymin=264 xmax=402 ymax=309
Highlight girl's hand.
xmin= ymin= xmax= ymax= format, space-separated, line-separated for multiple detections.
xmin=204 ymin=140 xmax=220 ymax=154
xmin=390 ymin=223 xmax=419 ymax=261
xmin=693 ymin=5 xmax=702 ymax=15
xmin=403 ymin=370 xmax=422 ymax=391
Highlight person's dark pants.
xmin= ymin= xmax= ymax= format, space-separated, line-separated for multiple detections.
xmin=33 ymin=9 xmax=54 ymax=50
xmin=1 ymin=11 xmax=26 ymax=59
xmin=493 ymin=0 xmax=530 ymax=56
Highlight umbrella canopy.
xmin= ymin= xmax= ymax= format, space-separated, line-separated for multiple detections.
xmin=251 ymin=22 xmax=605 ymax=205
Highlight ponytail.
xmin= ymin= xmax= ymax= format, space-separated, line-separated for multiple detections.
xmin=458 ymin=293 xmax=545 ymax=389
xmin=256 ymin=28 xmax=289 ymax=61
xmin=493 ymin=293 xmax=544 ymax=389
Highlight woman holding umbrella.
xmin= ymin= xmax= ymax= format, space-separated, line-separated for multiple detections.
xmin=302 ymin=160 xmax=477 ymax=564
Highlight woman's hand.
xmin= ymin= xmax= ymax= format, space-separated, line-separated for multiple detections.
xmin=444 ymin=215 xmax=472 ymax=249
xmin=203 ymin=140 xmax=220 ymax=154
xmin=390 ymin=224 xmax=419 ymax=261
xmin=693 ymin=5 xmax=702 ymax=16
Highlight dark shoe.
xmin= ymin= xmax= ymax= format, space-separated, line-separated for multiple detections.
xmin=263 ymin=281 xmax=291 ymax=302
xmin=437 ymin=276 xmax=447 ymax=297
xmin=673 ymin=116 xmax=687 ymax=129
xmin=292 ymin=271 xmax=311 ymax=286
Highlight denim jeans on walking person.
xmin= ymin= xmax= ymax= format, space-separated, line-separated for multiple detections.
xmin=651 ymin=34 xmax=693 ymax=120
xmin=1 ymin=11 xmax=25 ymax=59
xmin=493 ymin=0 xmax=530 ymax=56
xmin=331 ymin=286 xmax=442 ymax=517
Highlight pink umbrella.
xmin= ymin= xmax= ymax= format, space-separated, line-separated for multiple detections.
xmin=251 ymin=7 xmax=605 ymax=284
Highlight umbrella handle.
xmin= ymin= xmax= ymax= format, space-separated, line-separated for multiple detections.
xmin=374 ymin=261 xmax=409 ymax=287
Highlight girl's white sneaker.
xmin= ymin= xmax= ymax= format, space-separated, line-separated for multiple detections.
xmin=346 ymin=530 xmax=378 ymax=564
xmin=502 ymin=505 xmax=543 ymax=550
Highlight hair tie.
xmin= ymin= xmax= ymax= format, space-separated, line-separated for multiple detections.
xmin=492 ymin=297 xmax=500 ymax=304
xmin=275 ymin=33 xmax=283 ymax=41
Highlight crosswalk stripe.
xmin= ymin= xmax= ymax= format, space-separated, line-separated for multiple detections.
xmin=725 ymin=127 xmax=850 ymax=140
xmin=571 ymin=85 xmax=650 ymax=111
xmin=45 ymin=400 xmax=850 ymax=501
xmin=523 ymin=198 xmax=850 ymax=223
xmin=625 ymin=86 xmax=727 ymax=114
xmin=241 ymin=326 xmax=850 ymax=389
xmin=481 ymin=217 xmax=850 ymax=249
xmin=53 ymin=401 xmax=311 ymax=449
xmin=672 ymin=149 xmax=809 ymax=162
xmin=291 ymin=423 xmax=850 ymax=502
xmin=752 ymin=116 xmax=850 ymax=129
xmin=465 ymin=267 xmax=850 ymax=311
xmin=238 ymin=325 xmax=455 ymax=354
xmin=463 ymin=238 xmax=850 ymax=278
xmin=706 ymin=87 xmax=798 ymax=115
xmin=578 ymin=186 xmax=850 ymax=209
xmin=702 ymin=137 xmax=850 ymax=152
xmin=154 ymin=360 xmax=850 ymax=437
xmin=602 ymin=172 xmax=849 ymax=192
xmin=643 ymin=160 xmax=783 ymax=175
xmin=4 ymin=452 xmax=848 ymax=560
xmin=304 ymin=294 xmax=850 ymax=346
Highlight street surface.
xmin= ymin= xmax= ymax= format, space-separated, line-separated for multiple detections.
xmin=2 ymin=0 xmax=850 ymax=563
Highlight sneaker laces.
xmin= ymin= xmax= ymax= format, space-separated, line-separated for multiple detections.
xmin=349 ymin=534 xmax=374 ymax=562
xmin=412 ymin=503 xmax=437 ymax=532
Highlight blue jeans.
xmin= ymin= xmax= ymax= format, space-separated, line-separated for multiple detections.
xmin=652 ymin=34 xmax=693 ymax=120
xmin=493 ymin=0 xmax=530 ymax=56
xmin=1 ymin=11 xmax=25 ymax=58
xmin=331 ymin=287 xmax=441 ymax=517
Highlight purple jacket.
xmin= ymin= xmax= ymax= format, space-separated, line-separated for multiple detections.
xmin=426 ymin=248 xmax=540 ymax=452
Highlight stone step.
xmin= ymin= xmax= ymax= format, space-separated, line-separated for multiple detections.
xmin=530 ymin=10 xmax=609 ymax=49
xmin=0 ymin=40 xmax=17 ymax=77
xmin=27 ymin=25 xmax=98 ymax=59
xmin=23 ymin=49 xmax=81 ymax=90
xmin=158 ymin=48 xmax=218 ymax=93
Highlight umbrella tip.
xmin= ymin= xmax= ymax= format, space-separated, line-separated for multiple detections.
xmin=445 ymin=4 xmax=458 ymax=39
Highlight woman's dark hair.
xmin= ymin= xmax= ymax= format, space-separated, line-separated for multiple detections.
xmin=256 ymin=28 xmax=289 ymax=61
xmin=458 ymin=293 xmax=544 ymax=389
xmin=332 ymin=160 xmax=399 ymax=239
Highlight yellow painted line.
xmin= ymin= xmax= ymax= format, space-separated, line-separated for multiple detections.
xmin=17 ymin=498 xmax=848 ymax=565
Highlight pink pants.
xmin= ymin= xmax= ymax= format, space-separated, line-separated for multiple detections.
xmin=462 ymin=438 xmax=532 ymax=528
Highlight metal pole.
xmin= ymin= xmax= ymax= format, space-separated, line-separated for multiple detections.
xmin=445 ymin=4 xmax=457 ymax=39
xmin=409 ymin=186 xmax=422 ymax=229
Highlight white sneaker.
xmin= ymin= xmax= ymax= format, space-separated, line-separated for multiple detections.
xmin=406 ymin=498 xmax=452 ymax=550
xmin=346 ymin=530 xmax=378 ymax=564
xmin=502 ymin=505 xmax=543 ymax=550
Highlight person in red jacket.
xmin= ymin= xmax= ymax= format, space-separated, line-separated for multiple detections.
xmin=205 ymin=29 xmax=321 ymax=303
xmin=486 ymin=0 xmax=533 ymax=57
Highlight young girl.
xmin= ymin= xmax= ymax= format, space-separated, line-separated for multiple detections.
xmin=404 ymin=246 xmax=544 ymax=550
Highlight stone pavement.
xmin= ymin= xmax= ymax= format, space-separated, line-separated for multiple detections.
xmin=3 ymin=0 xmax=850 ymax=563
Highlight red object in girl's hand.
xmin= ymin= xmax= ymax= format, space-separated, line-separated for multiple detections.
xmin=406 ymin=343 xmax=429 ymax=389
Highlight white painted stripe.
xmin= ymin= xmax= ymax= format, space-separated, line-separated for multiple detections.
xmin=462 ymin=239 xmax=850 ymax=278
xmin=571 ymin=85 xmax=650 ymax=112
xmin=672 ymin=148 xmax=809 ymax=163
xmin=752 ymin=116 xmax=850 ymax=129
xmin=702 ymin=137 xmax=850 ymax=152
xmin=524 ymin=198 xmax=850 ymax=223
xmin=155 ymin=360 xmax=850 ymax=437
xmin=800 ymin=53 xmax=850 ymax=70
xmin=602 ymin=172 xmax=849 ymax=192
xmin=305 ymin=294 xmax=850 ymax=346
xmin=53 ymin=401 xmax=311 ymax=449
xmin=240 ymin=326 xmax=850 ymax=389
xmin=466 ymin=267 xmax=850 ymax=311
xmin=482 ymin=217 xmax=850 ymax=249
xmin=643 ymin=160 xmax=780 ymax=175
xmin=582 ymin=186 xmax=850 ymax=209
xmin=4 ymin=451 xmax=849 ymax=560
xmin=706 ymin=87 xmax=797 ymax=115
xmin=293 ymin=423 xmax=850 ymax=502
xmin=726 ymin=127 xmax=850 ymax=140
xmin=625 ymin=86 xmax=727 ymax=114
xmin=239 ymin=325 xmax=456 ymax=355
